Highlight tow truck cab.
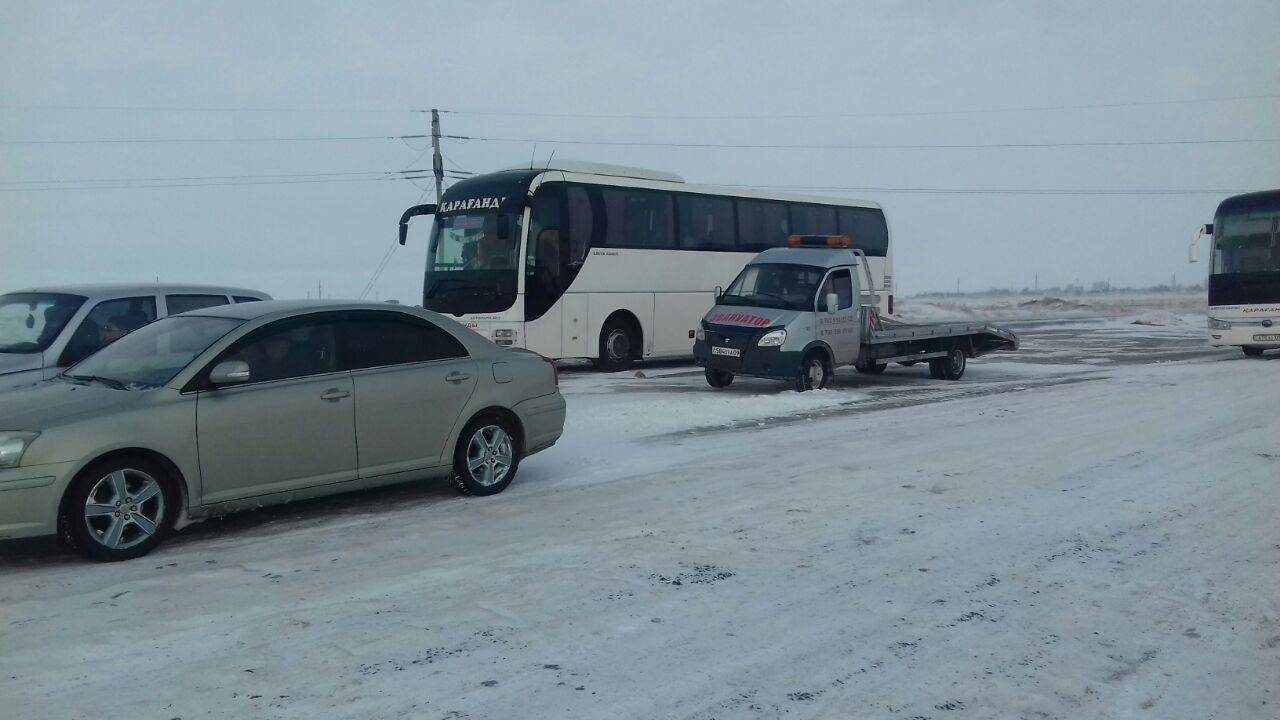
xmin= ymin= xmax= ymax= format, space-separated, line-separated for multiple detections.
xmin=693 ymin=235 xmax=1018 ymax=390
xmin=693 ymin=236 xmax=872 ymax=383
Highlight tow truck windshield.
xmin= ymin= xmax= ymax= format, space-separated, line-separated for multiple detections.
xmin=720 ymin=263 xmax=826 ymax=311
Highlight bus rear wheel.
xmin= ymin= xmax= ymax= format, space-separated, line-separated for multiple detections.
xmin=595 ymin=317 xmax=638 ymax=372
xmin=1242 ymin=346 xmax=1266 ymax=357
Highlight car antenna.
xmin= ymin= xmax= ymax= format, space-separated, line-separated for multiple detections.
xmin=529 ymin=142 xmax=538 ymax=170
xmin=543 ymin=149 xmax=556 ymax=171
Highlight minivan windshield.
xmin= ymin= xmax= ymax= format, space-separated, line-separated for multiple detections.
xmin=0 ymin=293 xmax=86 ymax=354
xmin=719 ymin=263 xmax=826 ymax=310
xmin=66 ymin=315 xmax=242 ymax=389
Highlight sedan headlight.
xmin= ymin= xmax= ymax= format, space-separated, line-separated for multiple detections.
xmin=758 ymin=329 xmax=787 ymax=347
xmin=0 ymin=431 xmax=39 ymax=469
xmin=1207 ymin=317 xmax=1231 ymax=330
xmin=695 ymin=326 xmax=706 ymax=341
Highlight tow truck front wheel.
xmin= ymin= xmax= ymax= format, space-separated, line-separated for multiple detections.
xmin=705 ymin=369 xmax=734 ymax=388
xmin=929 ymin=346 xmax=967 ymax=380
xmin=796 ymin=352 xmax=831 ymax=392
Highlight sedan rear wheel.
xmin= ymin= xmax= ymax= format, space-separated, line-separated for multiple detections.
xmin=453 ymin=416 xmax=521 ymax=496
xmin=64 ymin=458 xmax=175 ymax=562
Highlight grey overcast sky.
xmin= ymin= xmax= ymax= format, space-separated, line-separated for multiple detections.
xmin=2 ymin=0 xmax=1278 ymax=302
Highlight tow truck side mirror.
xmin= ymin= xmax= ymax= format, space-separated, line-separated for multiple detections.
xmin=824 ymin=293 xmax=839 ymax=314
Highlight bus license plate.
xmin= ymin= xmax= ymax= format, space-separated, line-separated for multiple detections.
xmin=1254 ymin=334 xmax=1280 ymax=342
xmin=711 ymin=346 xmax=741 ymax=357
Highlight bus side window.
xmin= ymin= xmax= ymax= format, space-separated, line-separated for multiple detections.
xmin=676 ymin=194 xmax=735 ymax=250
xmin=837 ymin=207 xmax=889 ymax=257
xmin=737 ymin=199 xmax=789 ymax=252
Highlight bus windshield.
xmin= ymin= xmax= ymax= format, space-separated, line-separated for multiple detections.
xmin=423 ymin=211 xmax=524 ymax=314
xmin=1213 ymin=206 xmax=1280 ymax=274
xmin=720 ymin=263 xmax=826 ymax=311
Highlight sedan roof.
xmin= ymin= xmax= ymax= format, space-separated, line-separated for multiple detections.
xmin=8 ymin=283 xmax=267 ymax=299
xmin=186 ymin=299 xmax=428 ymax=321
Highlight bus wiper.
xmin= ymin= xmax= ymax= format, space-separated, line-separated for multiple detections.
xmin=65 ymin=374 xmax=128 ymax=390
xmin=425 ymin=277 xmax=493 ymax=298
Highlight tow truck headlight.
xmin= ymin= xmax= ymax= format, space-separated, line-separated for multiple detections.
xmin=1207 ymin=317 xmax=1231 ymax=330
xmin=0 ymin=431 xmax=39 ymax=469
xmin=758 ymin=329 xmax=787 ymax=347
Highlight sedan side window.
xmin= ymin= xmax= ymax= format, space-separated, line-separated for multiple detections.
xmin=220 ymin=317 xmax=339 ymax=383
xmin=59 ymin=296 xmax=157 ymax=366
xmin=344 ymin=315 xmax=469 ymax=370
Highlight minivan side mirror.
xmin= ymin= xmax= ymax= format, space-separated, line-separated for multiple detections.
xmin=208 ymin=360 xmax=251 ymax=386
xmin=824 ymin=293 xmax=840 ymax=314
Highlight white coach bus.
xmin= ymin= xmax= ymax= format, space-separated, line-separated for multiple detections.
xmin=1195 ymin=189 xmax=1280 ymax=357
xmin=399 ymin=161 xmax=893 ymax=369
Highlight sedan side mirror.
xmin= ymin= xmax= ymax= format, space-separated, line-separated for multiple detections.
xmin=209 ymin=360 xmax=251 ymax=386
xmin=714 ymin=285 xmax=723 ymax=302
xmin=825 ymin=293 xmax=840 ymax=314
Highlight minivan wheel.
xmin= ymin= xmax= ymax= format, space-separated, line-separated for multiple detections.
xmin=705 ymin=369 xmax=734 ymax=388
xmin=795 ymin=351 xmax=831 ymax=392
xmin=1242 ymin=346 xmax=1265 ymax=357
xmin=453 ymin=415 xmax=522 ymax=496
xmin=63 ymin=457 xmax=176 ymax=562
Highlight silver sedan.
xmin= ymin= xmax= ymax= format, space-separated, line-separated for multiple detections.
xmin=0 ymin=301 xmax=565 ymax=561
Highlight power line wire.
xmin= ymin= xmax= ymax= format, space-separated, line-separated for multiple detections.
xmin=0 ymin=134 xmax=427 ymax=145
xmin=0 ymin=169 xmax=429 ymax=186
xmin=0 ymin=176 xmax=420 ymax=192
xmin=444 ymin=133 xmax=1280 ymax=151
xmin=438 ymin=92 xmax=1280 ymax=120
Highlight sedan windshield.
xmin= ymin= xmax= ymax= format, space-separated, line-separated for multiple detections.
xmin=66 ymin=315 xmax=242 ymax=389
xmin=720 ymin=263 xmax=826 ymax=310
xmin=0 ymin=292 xmax=86 ymax=354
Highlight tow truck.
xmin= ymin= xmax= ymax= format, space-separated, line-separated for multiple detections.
xmin=692 ymin=235 xmax=1019 ymax=391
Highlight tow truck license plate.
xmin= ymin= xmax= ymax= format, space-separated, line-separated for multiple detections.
xmin=711 ymin=346 xmax=741 ymax=357
xmin=1254 ymin=333 xmax=1280 ymax=342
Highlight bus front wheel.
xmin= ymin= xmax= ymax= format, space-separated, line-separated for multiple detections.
xmin=595 ymin=318 xmax=638 ymax=372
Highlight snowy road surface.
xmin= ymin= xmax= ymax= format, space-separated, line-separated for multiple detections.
xmin=2 ymin=315 xmax=1277 ymax=719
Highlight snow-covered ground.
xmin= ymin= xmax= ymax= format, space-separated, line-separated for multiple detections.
xmin=2 ymin=314 xmax=1277 ymax=720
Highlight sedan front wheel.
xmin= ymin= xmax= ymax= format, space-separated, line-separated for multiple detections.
xmin=63 ymin=457 xmax=176 ymax=562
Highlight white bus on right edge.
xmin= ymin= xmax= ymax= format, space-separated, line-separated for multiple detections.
xmin=1199 ymin=190 xmax=1280 ymax=357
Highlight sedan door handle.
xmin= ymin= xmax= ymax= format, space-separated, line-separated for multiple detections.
xmin=320 ymin=388 xmax=351 ymax=402
xmin=445 ymin=371 xmax=472 ymax=384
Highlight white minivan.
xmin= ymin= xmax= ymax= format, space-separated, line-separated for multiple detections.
xmin=0 ymin=284 xmax=270 ymax=392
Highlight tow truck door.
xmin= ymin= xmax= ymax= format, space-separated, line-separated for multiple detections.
xmin=816 ymin=265 xmax=862 ymax=364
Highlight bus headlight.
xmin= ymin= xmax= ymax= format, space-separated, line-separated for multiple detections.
xmin=1207 ymin=317 xmax=1231 ymax=330
xmin=758 ymin=329 xmax=787 ymax=347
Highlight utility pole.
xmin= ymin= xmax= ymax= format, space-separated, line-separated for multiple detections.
xmin=431 ymin=109 xmax=444 ymax=204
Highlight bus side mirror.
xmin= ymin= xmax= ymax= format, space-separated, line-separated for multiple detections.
xmin=398 ymin=203 xmax=438 ymax=245
xmin=825 ymin=293 xmax=840 ymax=314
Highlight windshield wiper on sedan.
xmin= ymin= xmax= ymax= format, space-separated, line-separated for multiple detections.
xmin=64 ymin=374 xmax=128 ymax=390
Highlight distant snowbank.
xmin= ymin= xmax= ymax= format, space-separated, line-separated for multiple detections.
xmin=895 ymin=290 xmax=1205 ymax=323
